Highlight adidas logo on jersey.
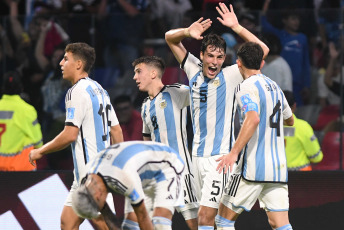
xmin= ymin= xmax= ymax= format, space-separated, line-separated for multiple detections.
xmin=166 ymin=195 xmax=173 ymax=200
xmin=209 ymin=197 xmax=217 ymax=202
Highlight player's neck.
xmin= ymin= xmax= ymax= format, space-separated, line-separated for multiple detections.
xmin=71 ymin=72 xmax=88 ymax=85
xmin=148 ymin=82 xmax=164 ymax=99
xmin=243 ymin=69 xmax=261 ymax=80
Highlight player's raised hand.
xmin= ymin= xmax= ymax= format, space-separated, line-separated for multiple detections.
xmin=186 ymin=17 xmax=212 ymax=40
xmin=216 ymin=3 xmax=239 ymax=29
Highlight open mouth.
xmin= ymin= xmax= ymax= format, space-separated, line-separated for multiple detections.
xmin=208 ymin=66 xmax=217 ymax=75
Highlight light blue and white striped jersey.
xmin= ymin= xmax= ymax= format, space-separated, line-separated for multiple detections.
xmin=86 ymin=141 xmax=185 ymax=205
xmin=141 ymin=84 xmax=193 ymax=173
xmin=182 ymin=53 xmax=243 ymax=157
xmin=234 ymin=74 xmax=293 ymax=183
xmin=65 ymin=77 xmax=119 ymax=184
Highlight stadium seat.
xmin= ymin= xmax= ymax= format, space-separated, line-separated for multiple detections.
xmin=312 ymin=104 xmax=339 ymax=131
xmin=313 ymin=132 xmax=342 ymax=170
xmin=294 ymin=104 xmax=321 ymax=126
xmin=162 ymin=67 xmax=188 ymax=85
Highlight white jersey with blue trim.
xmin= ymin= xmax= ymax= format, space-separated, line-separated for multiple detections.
xmin=65 ymin=77 xmax=119 ymax=184
xmin=141 ymin=84 xmax=192 ymax=172
xmin=87 ymin=141 xmax=185 ymax=205
xmin=234 ymin=74 xmax=293 ymax=183
xmin=182 ymin=52 xmax=243 ymax=157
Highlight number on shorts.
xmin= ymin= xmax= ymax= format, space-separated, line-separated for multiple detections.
xmin=211 ymin=180 xmax=221 ymax=196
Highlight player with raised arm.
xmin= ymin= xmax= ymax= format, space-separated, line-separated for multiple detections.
xmin=29 ymin=42 xmax=123 ymax=230
xmin=72 ymin=141 xmax=185 ymax=230
xmin=133 ymin=56 xmax=199 ymax=230
xmin=165 ymin=3 xmax=269 ymax=229
xmin=215 ymin=42 xmax=294 ymax=230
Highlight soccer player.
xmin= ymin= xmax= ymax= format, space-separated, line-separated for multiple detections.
xmin=71 ymin=141 xmax=185 ymax=230
xmin=165 ymin=3 xmax=269 ymax=228
xmin=29 ymin=42 xmax=123 ymax=230
xmin=216 ymin=42 xmax=294 ymax=230
xmin=133 ymin=56 xmax=199 ymax=229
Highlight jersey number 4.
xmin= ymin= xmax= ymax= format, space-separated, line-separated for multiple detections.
xmin=269 ymin=100 xmax=281 ymax=136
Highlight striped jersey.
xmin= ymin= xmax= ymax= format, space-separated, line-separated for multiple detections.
xmin=141 ymin=84 xmax=193 ymax=174
xmin=234 ymin=74 xmax=293 ymax=183
xmin=182 ymin=52 xmax=243 ymax=157
xmin=86 ymin=141 xmax=185 ymax=205
xmin=65 ymin=77 xmax=119 ymax=184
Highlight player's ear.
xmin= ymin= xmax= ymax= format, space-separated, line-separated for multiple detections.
xmin=200 ymin=51 xmax=204 ymax=61
xmin=260 ymin=60 xmax=265 ymax=69
xmin=76 ymin=59 xmax=83 ymax=71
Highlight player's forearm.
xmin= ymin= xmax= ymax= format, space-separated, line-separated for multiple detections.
xmin=232 ymin=112 xmax=259 ymax=155
xmin=165 ymin=28 xmax=188 ymax=44
xmin=234 ymin=26 xmax=270 ymax=59
xmin=110 ymin=125 xmax=124 ymax=144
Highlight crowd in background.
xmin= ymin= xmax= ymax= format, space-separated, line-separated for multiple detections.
xmin=0 ymin=0 xmax=343 ymax=170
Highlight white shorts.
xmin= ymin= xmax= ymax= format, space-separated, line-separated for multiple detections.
xmin=65 ymin=179 xmax=116 ymax=213
xmin=125 ymin=171 xmax=184 ymax=215
xmin=193 ymin=155 xmax=231 ymax=209
xmin=221 ymin=174 xmax=289 ymax=214
xmin=175 ymin=173 xmax=199 ymax=211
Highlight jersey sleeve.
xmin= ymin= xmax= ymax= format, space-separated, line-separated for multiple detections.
xmin=108 ymin=103 xmax=119 ymax=127
xmin=141 ymin=101 xmax=151 ymax=136
xmin=222 ymin=64 xmax=243 ymax=85
xmin=174 ymin=85 xmax=190 ymax=108
xmin=235 ymin=82 xmax=259 ymax=116
xmin=65 ymin=87 xmax=88 ymax=128
xmin=181 ymin=52 xmax=202 ymax=81
xmin=281 ymin=92 xmax=293 ymax=120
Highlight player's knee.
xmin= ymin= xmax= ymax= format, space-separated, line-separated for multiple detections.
xmin=184 ymin=218 xmax=198 ymax=230
xmin=152 ymin=216 xmax=172 ymax=230
xmin=198 ymin=208 xmax=216 ymax=226
xmin=121 ymin=219 xmax=140 ymax=230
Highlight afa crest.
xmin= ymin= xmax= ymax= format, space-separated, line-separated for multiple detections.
xmin=213 ymin=78 xmax=220 ymax=87
xmin=160 ymin=100 xmax=167 ymax=109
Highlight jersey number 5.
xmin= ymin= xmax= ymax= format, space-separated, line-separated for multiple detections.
xmin=269 ymin=100 xmax=281 ymax=136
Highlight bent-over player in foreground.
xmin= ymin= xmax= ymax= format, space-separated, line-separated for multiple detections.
xmin=216 ymin=42 xmax=294 ymax=230
xmin=72 ymin=141 xmax=185 ymax=230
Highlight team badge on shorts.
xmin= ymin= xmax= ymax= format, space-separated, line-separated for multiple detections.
xmin=160 ymin=100 xmax=167 ymax=109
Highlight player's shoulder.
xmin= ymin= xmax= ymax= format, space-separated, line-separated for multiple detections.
xmin=165 ymin=83 xmax=189 ymax=90
xmin=222 ymin=64 xmax=243 ymax=80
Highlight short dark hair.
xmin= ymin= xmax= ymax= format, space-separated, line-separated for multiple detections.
xmin=283 ymin=90 xmax=295 ymax=107
xmin=65 ymin=42 xmax=95 ymax=73
xmin=2 ymin=71 xmax=23 ymax=95
xmin=201 ymin=33 xmax=226 ymax=54
xmin=132 ymin=56 xmax=165 ymax=77
xmin=237 ymin=42 xmax=263 ymax=70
